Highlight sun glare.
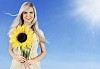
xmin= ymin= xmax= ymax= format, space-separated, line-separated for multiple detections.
xmin=76 ymin=0 xmax=100 ymax=25
xmin=74 ymin=0 xmax=100 ymax=37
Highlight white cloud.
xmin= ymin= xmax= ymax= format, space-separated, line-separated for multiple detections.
xmin=75 ymin=0 xmax=100 ymax=25
xmin=73 ymin=0 xmax=100 ymax=37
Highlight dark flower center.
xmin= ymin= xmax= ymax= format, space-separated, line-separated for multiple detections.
xmin=17 ymin=33 xmax=27 ymax=43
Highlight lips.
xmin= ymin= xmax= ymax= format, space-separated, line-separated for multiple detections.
xmin=25 ymin=17 xmax=32 ymax=20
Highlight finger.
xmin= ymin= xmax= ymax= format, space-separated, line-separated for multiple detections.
xmin=20 ymin=56 xmax=26 ymax=60
xmin=18 ymin=58 xmax=25 ymax=63
xmin=20 ymin=59 xmax=25 ymax=62
xmin=21 ymin=58 xmax=26 ymax=62
xmin=24 ymin=61 xmax=29 ymax=66
xmin=24 ymin=61 xmax=31 ymax=67
xmin=20 ymin=57 xmax=26 ymax=61
xmin=21 ymin=57 xmax=26 ymax=60
xmin=25 ymin=63 xmax=31 ymax=67
xmin=18 ymin=57 xmax=22 ymax=62
xmin=19 ymin=59 xmax=24 ymax=63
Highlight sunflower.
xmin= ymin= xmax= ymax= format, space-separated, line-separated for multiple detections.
xmin=9 ymin=25 xmax=36 ymax=51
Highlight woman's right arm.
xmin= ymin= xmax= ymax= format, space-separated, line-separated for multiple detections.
xmin=8 ymin=43 xmax=26 ymax=63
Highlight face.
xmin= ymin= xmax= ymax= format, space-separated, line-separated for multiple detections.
xmin=22 ymin=7 xmax=35 ymax=24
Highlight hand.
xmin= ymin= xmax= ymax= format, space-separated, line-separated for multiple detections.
xmin=13 ymin=55 xmax=26 ymax=63
xmin=24 ymin=59 xmax=36 ymax=67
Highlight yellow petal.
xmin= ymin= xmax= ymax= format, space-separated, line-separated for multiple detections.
xmin=12 ymin=43 xmax=19 ymax=49
xmin=21 ymin=42 xmax=27 ymax=50
xmin=22 ymin=25 xmax=26 ymax=32
xmin=13 ymin=28 xmax=18 ymax=34
xmin=9 ymin=38 xmax=17 ymax=43
xmin=26 ymin=43 xmax=32 ymax=48
xmin=24 ymin=26 xmax=29 ymax=34
xmin=9 ymin=25 xmax=36 ymax=50
xmin=17 ymin=26 xmax=23 ymax=33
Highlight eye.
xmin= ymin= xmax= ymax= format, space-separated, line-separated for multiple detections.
xmin=23 ymin=12 xmax=27 ymax=14
xmin=30 ymin=12 xmax=33 ymax=14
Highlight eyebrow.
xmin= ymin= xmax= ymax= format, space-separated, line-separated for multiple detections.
xmin=23 ymin=11 xmax=34 ymax=12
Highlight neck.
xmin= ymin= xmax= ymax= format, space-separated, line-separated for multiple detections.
xmin=24 ymin=22 xmax=31 ymax=25
xmin=24 ymin=22 xmax=32 ymax=27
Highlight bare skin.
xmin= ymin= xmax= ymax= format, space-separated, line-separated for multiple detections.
xmin=8 ymin=42 xmax=47 ymax=67
xmin=8 ymin=6 xmax=47 ymax=67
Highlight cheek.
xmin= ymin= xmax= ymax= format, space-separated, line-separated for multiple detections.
xmin=23 ymin=15 xmax=26 ymax=20
xmin=23 ymin=15 xmax=25 ymax=19
xmin=31 ymin=14 xmax=35 ymax=19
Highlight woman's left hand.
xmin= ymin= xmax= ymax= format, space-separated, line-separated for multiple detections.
xmin=24 ymin=59 xmax=36 ymax=67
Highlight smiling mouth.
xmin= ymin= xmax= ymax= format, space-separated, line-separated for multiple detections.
xmin=25 ymin=18 xmax=32 ymax=20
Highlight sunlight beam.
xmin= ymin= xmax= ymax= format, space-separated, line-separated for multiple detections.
xmin=76 ymin=0 xmax=100 ymax=25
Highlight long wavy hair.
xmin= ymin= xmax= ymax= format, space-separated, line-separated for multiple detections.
xmin=8 ymin=2 xmax=47 ymax=43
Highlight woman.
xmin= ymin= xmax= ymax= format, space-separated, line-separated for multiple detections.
xmin=8 ymin=2 xmax=47 ymax=69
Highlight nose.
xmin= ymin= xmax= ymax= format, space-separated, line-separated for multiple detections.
xmin=26 ymin=13 xmax=31 ymax=17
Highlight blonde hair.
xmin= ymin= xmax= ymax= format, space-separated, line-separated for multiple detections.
xmin=8 ymin=2 xmax=47 ymax=44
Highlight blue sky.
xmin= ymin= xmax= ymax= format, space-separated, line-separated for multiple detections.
xmin=0 ymin=0 xmax=100 ymax=69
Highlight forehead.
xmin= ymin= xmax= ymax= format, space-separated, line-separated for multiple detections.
xmin=23 ymin=7 xmax=34 ymax=12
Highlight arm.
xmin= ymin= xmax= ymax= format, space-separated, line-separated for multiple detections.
xmin=24 ymin=42 xmax=47 ymax=67
xmin=32 ymin=42 xmax=47 ymax=62
xmin=8 ymin=43 xmax=26 ymax=63
xmin=8 ymin=43 xmax=17 ymax=59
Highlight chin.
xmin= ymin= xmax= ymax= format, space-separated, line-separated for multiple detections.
xmin=25 ymin=20 xmax=32 ymax=23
